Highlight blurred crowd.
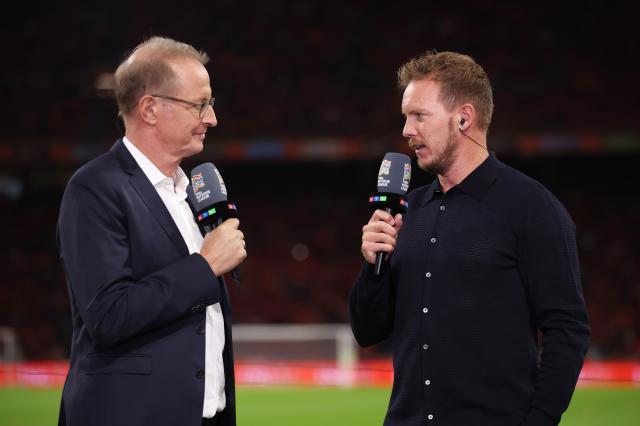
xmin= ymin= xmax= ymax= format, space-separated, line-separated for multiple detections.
xmin=1 ymin=0 xmax=635 ymax=148
xmin=1 ymin=155 xmax=639 ymax=360
xmin=0 ymin=1 xmax=638 ymax=360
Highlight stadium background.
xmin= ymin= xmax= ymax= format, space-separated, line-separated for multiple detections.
xmin=1 ymin=1 xmax=638 ymax=424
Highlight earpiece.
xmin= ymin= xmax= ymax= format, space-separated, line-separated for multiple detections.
xmin=457 ymin=117 xmax=489 ymax=152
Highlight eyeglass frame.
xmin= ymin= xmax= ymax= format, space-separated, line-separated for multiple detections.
xmin=150 ymin=94 xmax=215 ymax=118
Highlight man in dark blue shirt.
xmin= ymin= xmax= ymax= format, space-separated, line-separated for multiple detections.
xmin=349 ymin=51 xmax=590 ymax=426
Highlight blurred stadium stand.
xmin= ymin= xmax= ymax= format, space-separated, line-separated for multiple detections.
xmin=0 ymin=0 xmax=638 ymax=363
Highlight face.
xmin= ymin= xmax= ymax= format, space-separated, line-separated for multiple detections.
xmin=401 ymin=78 xmax=459 ymax=175
xmin=154 ymin=57 xmax=217 ymax=160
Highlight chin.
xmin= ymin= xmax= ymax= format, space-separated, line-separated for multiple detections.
xmin=417 ymin=158 xmax=430 ymax=170
xmin=183 ymin=141 xmax=205 ymax=158
xmin=194 ymin=136 xmax=206 ymax=148
xmin=418 ymin=159 xmax=438 ymax=175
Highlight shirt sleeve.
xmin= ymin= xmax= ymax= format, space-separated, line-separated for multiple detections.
xmin=58 ymin=181 xmax=221 ymax=348
xmin=348 ymin=262 xmax=396 ymax=347
xmin=517 ymin=187 xmax=591 ymax=425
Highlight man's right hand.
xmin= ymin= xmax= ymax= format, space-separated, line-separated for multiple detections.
xmin=361 ymin=209 xmax=404 ymax=264
xmin=200 ymin=218 xmax=247 ymax=276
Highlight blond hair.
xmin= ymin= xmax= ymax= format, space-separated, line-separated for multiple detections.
xmin=398 ymin=51 xmax=493 ymax=131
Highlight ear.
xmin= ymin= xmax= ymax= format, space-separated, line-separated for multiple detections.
xmin=457 ymin=103 xmax=476 ymax=131
xmin=138 ymin=95 xmax=159 ymax=126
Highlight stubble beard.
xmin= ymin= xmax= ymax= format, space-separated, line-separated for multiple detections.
xmin=418 ymin=118 xmax=458 ymax=176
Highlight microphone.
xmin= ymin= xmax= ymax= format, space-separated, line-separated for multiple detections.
xmin=186 ymin=184 xmax=207 ymax=235
xmin=369 ymin=152 xmax=411 ymax=275
xmin=189 ymin=163 xmax=241 ymax=283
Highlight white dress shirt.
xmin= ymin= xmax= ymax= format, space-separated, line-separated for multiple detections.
xmin=123 ymin=137 xmax=226 ymax=417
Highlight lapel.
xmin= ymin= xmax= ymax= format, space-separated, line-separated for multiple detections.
xmin=111 ymin=139 xmax=190 ymax=257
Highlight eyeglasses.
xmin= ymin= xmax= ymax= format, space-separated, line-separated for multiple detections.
xmin=151 ymin=94 xmax=215 ymax=118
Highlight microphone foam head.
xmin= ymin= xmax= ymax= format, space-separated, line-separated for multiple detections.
xmin=190 ymin=163 xmax=228 ymax=210
xmin=377 ymin=152 xmax=411 ymax=195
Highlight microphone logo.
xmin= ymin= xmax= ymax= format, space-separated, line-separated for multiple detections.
xmin=378 ymin=159 xmax=392 ymax=188
xmin=379 ymin=159 xmax=391 ymax=176
xmin=191 ymin=172 xmax=211 ymax=203
xmin=214 ymin=167 xmax=227 ymax=196
xmin=402 ymin=163 xmax=411 ymax=192
xmin=192 ymin=173 xmax=206 ymax=192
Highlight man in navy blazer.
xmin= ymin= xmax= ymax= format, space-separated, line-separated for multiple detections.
xmin=57 ymin=36 xmax=246 ymax=426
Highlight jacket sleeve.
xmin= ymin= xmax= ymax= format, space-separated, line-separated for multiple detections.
xmin=58 ymin=180 xmax=220 ymax=348
xmin=348 ymin=262 xmax=395 ymax=347
xmin=517 ymin=189 xmax=591 ymax=426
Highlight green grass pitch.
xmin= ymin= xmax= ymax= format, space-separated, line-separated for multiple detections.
xmin=0 ymin=386 xmax=638 ymax=425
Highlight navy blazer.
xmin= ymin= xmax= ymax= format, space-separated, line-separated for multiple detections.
xmin=57 ymin=139 xmax=236 ymax=426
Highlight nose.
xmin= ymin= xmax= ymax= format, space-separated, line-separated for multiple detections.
xmin=202 ymin=105 xmax=217 ymax=127
xmin=402 ymin=118 xmax=415 ymax=139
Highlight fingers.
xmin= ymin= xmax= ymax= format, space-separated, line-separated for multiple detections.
xmin=200 ymin=220 xmax=247 ymax=276
xmin=363 ymin=220 xmax=397 ymax=238
xmin=361 ymin=210 xmax=404 ymax=264
xmin=362 ymin=234 xmax=396 ymax=256
xmin=361 ymin=240 xmax=395 ymax=264
xmin=369 ymin=209 xmax=396 ymax=226
xmin=393 ymin=213 xmax=404 ymax=232
xmin=220 ymin=218 xmax=240 ymax=229
xmin=362 ymin=241 xmax=395 ymax=254
xmin=364 ymin=210 xmax=403 ymax=237
xmin=218 ymin=219 xmax=245 ymax=249
xmin=362 ymin=228 xmax=397 ymax=246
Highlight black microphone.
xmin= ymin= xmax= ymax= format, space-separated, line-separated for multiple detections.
xmin=189 ymin=163 xmax=242 ymax=283
xmin=186 ymin=184 xmax=207 ymax=235
xmin=369 ymin=152 xmax=411 ymax=275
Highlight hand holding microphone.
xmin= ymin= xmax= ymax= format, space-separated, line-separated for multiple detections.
xmin=361 ymin=153 xmax=411 ymax=275
xmin=188 ymin=163 xmax=245 ymax=282
xmin=201 ymin=218 xmax=245 ymax=277
xmin=362 ymin=210 xmax=404 ymax=265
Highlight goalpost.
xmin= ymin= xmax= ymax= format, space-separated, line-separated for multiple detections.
xmin=0 ymin=326 xmax=21 ymax=361
xmin=232 ymin=323 xmax=358 ymax=369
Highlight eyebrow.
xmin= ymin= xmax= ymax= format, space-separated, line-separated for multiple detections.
xmin=402 ymin=109 xmax=431 ymax=117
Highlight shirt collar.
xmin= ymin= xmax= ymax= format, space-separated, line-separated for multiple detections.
xmin=421 ymin=154 xmax=499 ymax=206
xmin=122 ymin=136 xmax=189 ymax=192
xmin=422 ymin=176 xmax=443 ymax=205
xmin=173 ymin=167 xmax=190 ymax=196
xmin=456 ymin=154 xmax=499 ymax=201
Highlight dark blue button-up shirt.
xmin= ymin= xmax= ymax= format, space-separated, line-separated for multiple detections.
xmin=349 ymin=154 xmax=590 ymax=426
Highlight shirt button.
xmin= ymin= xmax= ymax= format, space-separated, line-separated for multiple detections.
xmin=440 ymin=205 xmax=446 ymax=211
xmin=425 ymin=379 xmax=431 ymax=385
xmin=427 ymin=414 xmax=434 ymax=420
xmin=196 ymin=369 xmax=205 ymax=379
xmin=423 ymin=344 xmax=429 ymax=350
xmin=197 ymin=323 xmax=205 ymax=335
xmin=430 ymin=237 xmax=437 ymax=243
xmin=425 ymin=272 xmax=431 ymax=278
xmin=422 ymin=307 xmax=429 ymax=313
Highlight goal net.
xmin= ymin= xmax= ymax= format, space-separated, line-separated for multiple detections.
xmin=232 ymin=323 xmax=357 ymax=369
